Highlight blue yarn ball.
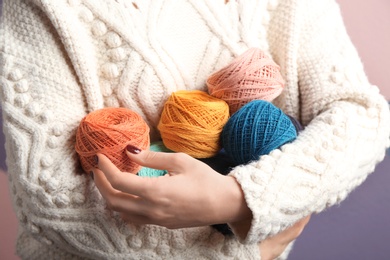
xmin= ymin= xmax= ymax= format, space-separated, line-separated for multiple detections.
xmin=137 ymin=141 xmax=171 ymax=178
xmin=221 ymin=100 xmax=297 ymax=165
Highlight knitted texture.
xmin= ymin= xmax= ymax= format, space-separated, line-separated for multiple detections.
xmin=75 ymin=107 xmax=150 ymax=174
xmin=1 ymin=0 xmax=389 ymax=259
xmin=222 ymin=100 xmax=297 ymax=165
xmin=158 ymin=90 xmax=229 ymax=158
xmin=207 ymin=48 xmax=284 ymax=115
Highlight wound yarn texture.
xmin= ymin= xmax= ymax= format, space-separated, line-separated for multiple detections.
xmin=207 ymin=48 xmax=285 ymax=115
xmin=222 ymin=100 xmax=297 ymax=165
xmin=158 ymin=90 xmax=230 ymax=158
xmin=75 ymin=107 xmax=150 ymax=173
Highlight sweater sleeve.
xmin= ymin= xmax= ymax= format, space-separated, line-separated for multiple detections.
xmin=228 ymin=0 xmax=390 ymax=244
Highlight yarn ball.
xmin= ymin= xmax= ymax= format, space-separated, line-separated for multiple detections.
xmin=75 ymin=107 xmax=150 ymax=174
xmin=137 ymin=141 xmax=171 ymax=178
xmin=221 ymin=100 xmax=297 ymax=165
xmin=158 ymin=90 xmax=230 ymax=158
xmin=207 ymin=48 xmax=284 ymax=115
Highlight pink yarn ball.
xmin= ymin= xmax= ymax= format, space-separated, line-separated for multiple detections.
xmin=207 ymin=48 xmax=285 ymax=115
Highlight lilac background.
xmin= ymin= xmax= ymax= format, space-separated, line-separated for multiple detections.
xmin=0 ymin=0 xmax=389 ymax=259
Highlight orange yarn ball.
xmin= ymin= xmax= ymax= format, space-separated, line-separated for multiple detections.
xmin=158 ymin=90 xmax=229 ymax=158
xmin=207 ymin=48 xmax=285 ymax=115
xmin=75 ymin=107 xmax=150 ymax=174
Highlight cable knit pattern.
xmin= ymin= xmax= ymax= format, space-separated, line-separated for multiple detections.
xmin=0 ymin=0 xmax=389 ymax=259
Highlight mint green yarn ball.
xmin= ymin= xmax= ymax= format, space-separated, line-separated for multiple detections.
xmin=137 ymin=141 xmax=171 ymax=178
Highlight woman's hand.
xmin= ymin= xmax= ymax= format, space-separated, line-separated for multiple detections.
xmin=92 ymin=146 xmax=252 ymax=229
xmin=259 ymin=215 xmax=311 ymax=260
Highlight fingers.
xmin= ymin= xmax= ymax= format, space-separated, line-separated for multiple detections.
xmin=298 ymin=215 xmax=311 ymax=227
xmin=278 ymin=215 xmax=311 ymax=242
xmin=292 ymin=215 xmax=311 ymax=236
xmin=95 ymin=153 xmax=153 ymax=197
xmin=259 ymin=215 xmax=311 ymax=260
xmin=126 ymin=147 xmax=195 ymax=173
xmin=93 ymin=168 xmax=145 ymax=214
xmin=93 ymin=167 xmax=118 ymax=200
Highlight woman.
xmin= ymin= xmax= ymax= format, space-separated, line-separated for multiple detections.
xmin=0 ymin=0 xmax=388 ymax=259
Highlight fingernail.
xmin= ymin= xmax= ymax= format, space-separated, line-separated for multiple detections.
xmin=94 ymin=155 xmax=99 ymax=165
xmin=126 ymin=145 xmax=141 ymax=154
xmin=89 ymin=171 xmax=94 ymax=180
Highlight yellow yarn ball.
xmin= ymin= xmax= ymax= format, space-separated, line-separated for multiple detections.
xmin=158 ymin=90 xmax=230 ymax=158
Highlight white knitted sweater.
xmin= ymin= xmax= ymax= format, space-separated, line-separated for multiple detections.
xmin=1 ymin=0 xmax=389 ymax=259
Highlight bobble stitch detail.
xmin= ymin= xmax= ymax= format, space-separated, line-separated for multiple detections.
xmin=39 ymin=110 xmax=53 ymax=123
xmin=14 ymin=79 xmax=29 ymax=93
xmin=106 ymin=32 xmax=122 ymax=48
xmin=101 ymin=63 xmax=120 ymax=79
xmin=47 ymin=136 xmax=59 ymax=149
xmin=8 ymin=69 xmax=23 ymax=81
xmin=52 ymin=124 xmax=64 ymax=136
xmin=92 ymin=20 xmax=108 ymax=37
xmin=41 ymin=155 xmax=54 ymax=168
xmin=46 ymin=179 xmax=59 ymax=192
xmin=54 ymin=194 xmax=70 ymax=207
xmin=14 ymin=95 xmax=30 ymax=108
xmin=39 ymin=171 xmax=51 ymax=183
xmin=108 ymin=48 xmax=127 ymax=62
xmin=25 ymin=103 xmax=41 ymax=117
xmin=127 ymin=236 xmax=143 ymax=249
xmin=79 ymin=7 xmax=94 ymax=23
